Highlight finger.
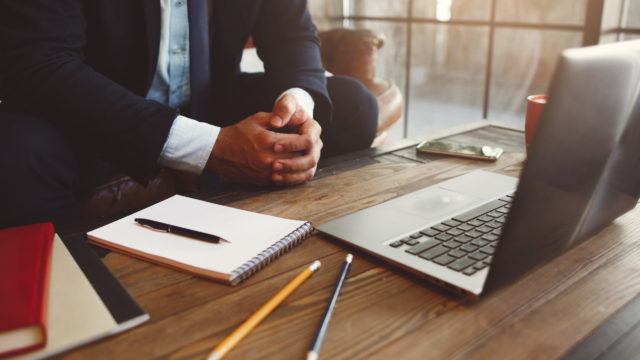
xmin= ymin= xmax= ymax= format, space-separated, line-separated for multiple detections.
xmin=282 ymin=108 xmax=311 ymax=129
xmin=272 ymin=168 xmax=316 ymax=186
xmin=273 ymin=153 xmax=316 ymax=172
xmin=273 ymin=121 xmax=321 ymax=153
xmin=311 ymin=138 xmax=322 ymax=162
xmin=273 ymin=138 xmax=321 ymax=172
xmin=245 ymin=112 xmax=274 ymax=129
xmin=272 ymin=133 xmax=316 ymax=153
xmin=270 ymin=94 xmax=297 ymax=128
xmin=298 ymin=118 xmax=322 ymax=137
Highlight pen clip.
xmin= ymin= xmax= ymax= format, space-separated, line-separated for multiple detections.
xmin=137 ymin=222 xmax=169 ymax=233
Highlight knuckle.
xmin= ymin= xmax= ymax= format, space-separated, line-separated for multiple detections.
xmin=256 ymin=153 xmax=272 ymax=167
xmin=303 ymin=135 xmax=313 ymax=148
xmin=306 ymin=156 xmax=317 ymax=167
xmin=255 ymin=132 xmax=272 ymax=147
xmin=263 ymin=156 xmax=275 ymax=167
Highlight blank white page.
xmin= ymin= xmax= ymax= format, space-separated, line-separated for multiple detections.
xmin=87 ymin=195 xmax=307 ymax=276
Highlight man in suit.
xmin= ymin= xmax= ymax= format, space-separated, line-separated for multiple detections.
xmin=0 ymin=0 xmax=378 ymax=227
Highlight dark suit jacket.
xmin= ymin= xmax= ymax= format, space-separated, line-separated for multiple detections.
xmin=0 ymin=0 xmax=330 ymax=184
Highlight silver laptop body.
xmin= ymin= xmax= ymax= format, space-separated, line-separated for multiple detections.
xmin=317 ymin=40 xmax=640 ymax=297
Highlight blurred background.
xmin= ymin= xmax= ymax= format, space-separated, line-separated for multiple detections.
xmin=305 ymin=0 xmax=640 ymax=142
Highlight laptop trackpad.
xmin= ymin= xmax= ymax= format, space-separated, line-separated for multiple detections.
xmin=318 ymin=187 xmax=479 ymax=245
xmin=392 ymin=187 xmax=478 ymax=220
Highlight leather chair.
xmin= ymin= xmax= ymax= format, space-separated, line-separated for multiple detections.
xmin=82 ymin=28 xmax=404 ymax=219
xmin=319 ymin=29 xmax=403 ymax=145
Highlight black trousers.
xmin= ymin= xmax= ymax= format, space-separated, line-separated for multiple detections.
xmin=0 ymin=75 xmax=378 ymax=228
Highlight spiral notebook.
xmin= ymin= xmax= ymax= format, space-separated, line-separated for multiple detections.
xmin=87 ymin=195 xmax=313 ymax=285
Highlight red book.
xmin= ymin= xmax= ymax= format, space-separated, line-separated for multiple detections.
xmin=0 ymin=223 xmax=54 ymax=358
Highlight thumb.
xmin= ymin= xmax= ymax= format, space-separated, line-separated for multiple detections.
xmin=271 ymin=94 xmax=297 ymax=128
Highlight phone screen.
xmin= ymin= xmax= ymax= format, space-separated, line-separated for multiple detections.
xmin=416 ymin=140 xmax=503 ymax=161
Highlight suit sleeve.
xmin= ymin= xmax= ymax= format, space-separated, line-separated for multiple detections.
xmin=0 ymin=0 xmax=177 ymax=184
xmin=252 ymin=0 xmax=332 ymax=123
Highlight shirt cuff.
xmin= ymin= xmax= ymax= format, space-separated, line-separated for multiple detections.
xmin=158 ymin=115 xmax=219 ymax=174
xmin=277 ymin=88 xmax=315 ymax=118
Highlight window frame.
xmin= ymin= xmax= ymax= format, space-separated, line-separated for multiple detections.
xmin=334 ymin=0 xmax=612 ymax=137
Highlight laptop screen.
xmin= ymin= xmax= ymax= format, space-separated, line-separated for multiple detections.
xmin=485 ymin=41 xmax=640 ymax=292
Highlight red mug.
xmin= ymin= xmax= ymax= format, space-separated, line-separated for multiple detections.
xmin=525 ymin=94 xmax=547 ymax=154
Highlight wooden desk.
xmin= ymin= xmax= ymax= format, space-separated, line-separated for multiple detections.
xmin=59 ymin=125 xmax=640 ymax=360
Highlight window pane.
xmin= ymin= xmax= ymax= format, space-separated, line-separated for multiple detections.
xmin=489 ymin=29 xmax=583 ymax=128
xmin=412 ymin=0 xmax=491 ymax=21
xmin=352 ymin=20 xmax=408 ymax=141
xmin=599 ymin=33 xmax=620 ymax=44
xmin=408 ymin=24 xmax=488 ymax=138
xmin=601 ymin=0 xmax=624 ymax=31
xmin=496 ymin=0 xmax=588 ymax=25
xmin=309 ymin=0 xmax=342 ymax=30
xmin=349 ymin=0 xmax=409 ymax=18
xmin=626 ymin=0 xmax=640 ymax=28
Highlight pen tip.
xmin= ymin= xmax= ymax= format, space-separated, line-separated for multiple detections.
xmin=310 ymin=260 xmax=321 ymax=272
xmin=346 ymin=254 xmax=353 ymax=263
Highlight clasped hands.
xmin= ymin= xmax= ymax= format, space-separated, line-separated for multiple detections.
xmin=207 ymin=94 xmax=323 ymax=186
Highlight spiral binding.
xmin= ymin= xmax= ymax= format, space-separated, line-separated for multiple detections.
xmin=229 ymin=222 xmax=314 ymax=285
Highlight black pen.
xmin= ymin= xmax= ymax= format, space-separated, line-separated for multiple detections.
xmin=134 ymin=218 xmax=228 ymax=244
xmin=307 ymin=254 xmax=353 ymax=360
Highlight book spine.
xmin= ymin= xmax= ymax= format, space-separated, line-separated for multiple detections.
xmin=229 ymin=222 xmax=314 ymax=285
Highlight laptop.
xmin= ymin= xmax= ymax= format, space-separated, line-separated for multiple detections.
xmin=317 ymin=40 xmax=640 ymax=297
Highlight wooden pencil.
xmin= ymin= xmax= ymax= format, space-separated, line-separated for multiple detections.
xmin=207 ymin=260 xmax=321 ymax=360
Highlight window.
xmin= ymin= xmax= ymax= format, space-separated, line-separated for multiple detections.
xmin=601 ymin=0 xmax=640 ymax=42
xmin=310 ymin=0 xmax=640 ymax=140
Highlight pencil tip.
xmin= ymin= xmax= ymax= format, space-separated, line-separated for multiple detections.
xmin=346 ymin=254 xmax=353 ymax=263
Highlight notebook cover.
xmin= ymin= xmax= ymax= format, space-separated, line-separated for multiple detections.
xmin=10 ymin=234 xmax=149 ymax=360
xmin=0 ymin=223 xmax=54 ymax=358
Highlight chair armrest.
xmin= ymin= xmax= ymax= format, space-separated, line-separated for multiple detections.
xmin=320 ymin=28 xmax=403 ymax=136
xmin=319 ymin=28 xmax=385 ymax=85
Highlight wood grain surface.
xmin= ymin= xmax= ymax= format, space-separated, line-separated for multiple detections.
xmin=57 ymin=126 xmax=640 ymax=360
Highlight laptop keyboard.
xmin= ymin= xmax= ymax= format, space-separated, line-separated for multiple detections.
xmin=389 ymin=194 xmax=514 ymax=276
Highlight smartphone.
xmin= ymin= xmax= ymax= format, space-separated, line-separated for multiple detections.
xmin=416 ymin=140 xmax=503 ymax=161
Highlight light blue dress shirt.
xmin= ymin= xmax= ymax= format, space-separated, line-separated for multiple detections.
xmin=149 ymin=0 xmax=314 ymax=174
xmin=146 ymin=0 xmax=191 ymax=108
